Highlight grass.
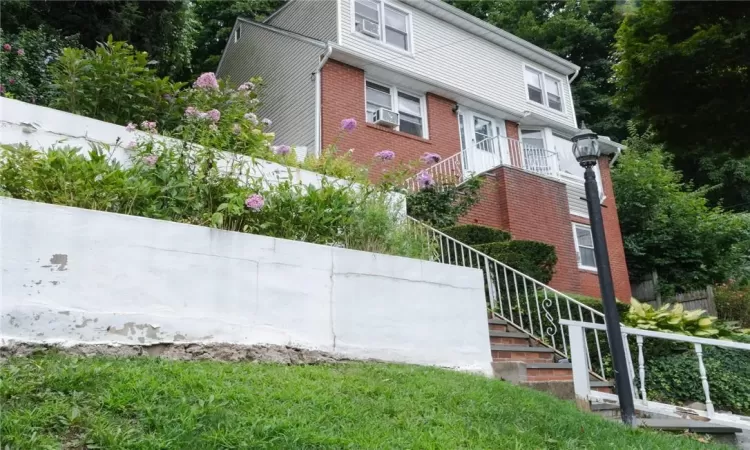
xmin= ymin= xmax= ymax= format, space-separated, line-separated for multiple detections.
xmin=0 ymin=352 xmax=727 ymax=449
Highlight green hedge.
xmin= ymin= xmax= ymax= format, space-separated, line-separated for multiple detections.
xmin=441 ymin=224 xmax=511 ymax=246
xmin=566 ymin=293 xmax=630 ymax=317
xmin=475 ymin=240 xmax=557 ymax=284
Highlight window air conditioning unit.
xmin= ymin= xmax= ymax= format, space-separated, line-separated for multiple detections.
xmin=374 ymin=108 xmax=399 ymax=128
xmin=357 ymin=19 xmax=380 ymax=38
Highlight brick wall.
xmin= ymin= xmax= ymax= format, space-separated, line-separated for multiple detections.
xmin=598 ymin=155 xmax=632 ymax=301
xmin=320 ymin=59 xmax=461 ymax=179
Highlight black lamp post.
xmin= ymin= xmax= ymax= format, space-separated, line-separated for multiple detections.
xmin=572 ymin=123 xmax=636 ymax=427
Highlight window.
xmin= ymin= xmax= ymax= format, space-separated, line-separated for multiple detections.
xmin=573 ymin=224 xmax=596 ymax=270
xmin=521 ymin=129 xmax=545 ymax=150
xmin=365 ymin=80 xmax=426 ymax=138
xmin=524 ymin=66 xmax=564 ymax=112
xmin=354 ymin=0 xmax=411 ymax=52
xmin=234 ymin=27 xmax=241 ymax=43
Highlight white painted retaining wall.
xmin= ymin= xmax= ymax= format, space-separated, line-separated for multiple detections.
xmin=0 ymin=97 xmax=404 ymax=214
xmin=0 ymin=198 xmax=493 ymax=375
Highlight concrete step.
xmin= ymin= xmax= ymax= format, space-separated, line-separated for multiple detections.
xmin=491 ymin=345 xmax=556 ymax=363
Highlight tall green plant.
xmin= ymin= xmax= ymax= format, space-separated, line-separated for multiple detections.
xmin=50 ymin=36 xmax=184 ymax=127
xmin=406 ymin=177 xmax=482 ymax=228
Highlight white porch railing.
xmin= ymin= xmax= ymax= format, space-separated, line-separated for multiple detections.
xmin=404 ymin=137 xmax=560 ymax=192
xmin=561 ymin=319 xmax=750 ymax=430
xmin=408 ymin=217 xmax=607 ymax=376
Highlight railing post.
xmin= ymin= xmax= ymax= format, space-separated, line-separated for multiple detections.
xmin=568 ymin=323 xmax=592 ymax=411
xmin=694 ymin=343 xmax=715 ymax=417
xmin=636 ymin=335 xmax=647 ymax=403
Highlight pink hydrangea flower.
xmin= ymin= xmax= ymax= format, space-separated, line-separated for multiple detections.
xmin=127 ymin=141 xmax=137 ymax=149
xmin=143 ymin=154 xmax=158 ymax=166
xmin=232 ymin=123 xmax=241 ymax=135
xmin=237 ymin=81 xmax=254 ymax=91
xmin=16 ymin=49 xmax=24 ymax=56
xmin=125 ymin=122 xmax=136 ymax=132
xmin=420 ymin=152 xmax=441 ymax=165
xmin=8 ymin=78 xmax=15 ymax=85
xmin=245 ymin=194 xmax=265 ymax=212
xmin=194 ymin=72 xmax=219 ymax=89
xmin=244 ymin=112 xmax=258 ymax=125
xmin=184 ymin=106 xmax=198 ymax=117
xmin=261 ymin=118 xmax=272 ymax=127
xmin=272 ymin=145 xmax=291 ymax=156
xmin=417 ymin=170 xmax=434 ymax=189
xmin=207 ymin=109 xmax=221 ymax=122
xmin=2 ymin=43 xmax=10 ymax=52
xmin=374 ymin=150 xmax=395 ymax=161
xmin=341 ymin=118 xmax=357 ymax=132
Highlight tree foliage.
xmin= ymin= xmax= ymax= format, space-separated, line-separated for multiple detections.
xmin=615 ymin=0 xmax=750 ymax=212
xmin=450 ymin=0 xmax=628 ymax=140
xmin=612 ymin=129 xmax=750 ymax=293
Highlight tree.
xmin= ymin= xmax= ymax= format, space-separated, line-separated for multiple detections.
xmin=190 ymin=0 xmax=282 ymax=78
xmin=450 ymin=0 xmax=629 ymax=140
xmin=612 ymin=128 xmax=750 ymax=294
xmin=0 ymin=0 xmax=198 ymax=79
xmin=615 ymin=1 xmax=750 ymax=212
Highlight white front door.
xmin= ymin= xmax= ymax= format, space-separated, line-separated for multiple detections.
xmin=458 ymin=109 xmax=506 ymax=175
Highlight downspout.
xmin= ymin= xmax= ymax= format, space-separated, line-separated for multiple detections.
xmin=569 ymin=67 xmax=580 ymax=84
xmin=314 ymin=45 xmax=333 ymax=156
xmin=610 ymin=147 xmax=622 ymax=166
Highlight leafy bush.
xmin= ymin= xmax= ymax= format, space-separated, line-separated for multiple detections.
xmin=298 ymin=143 xmax=369 ymax=184
xmin=50 ymin=36 xmax=185 ymax=127
xmin=475 ymin=240 xmax=557 ymax=284
xmin=646 ymin=346 xmax=750 ymax=415
xmin=441 ymin=224 xmax=510 ymax=246
xmin=0 ymin=27 xmax=78 ymax=105
xmin=406 ymin=177 xmax=482 ymax=228
xmin=624 ymin=299 xmax=749 ymax=338
xmin=566 ymin=293 xmax=630 ymax=317
xmin=715 ymin=282 xmax=750 ymax=328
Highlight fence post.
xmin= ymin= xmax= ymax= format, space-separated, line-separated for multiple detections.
xmin=568 ymin=323 xmax=591 ymax=411
xmin=652 ymin=269 xmax=661 ymax=308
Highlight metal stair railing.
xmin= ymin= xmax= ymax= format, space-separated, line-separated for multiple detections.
xmin=408 ymin=216 xmax=609 ymax=380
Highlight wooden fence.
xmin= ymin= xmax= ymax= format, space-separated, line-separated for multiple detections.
xmin=631 ymin=272 xmax=716 ymax=315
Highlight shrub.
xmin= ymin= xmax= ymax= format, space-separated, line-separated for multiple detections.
xmin=646 ymin=346 xmax=750 ymax=415
xmin=566 ymin=293 xmax=630 ymax=317
xmin=50 ymin=36 xmax=185 ymax=127
xmin=715 ymin=282 xmax=750 ymax=328
xmin=406 ymin=177 xmax=482 ymax=228
xmin=441 ymin=224 xmax=510 ymax=246
xmin=0 ymin=27 xmax=79 ymax=105
xmin=624 ymin=299 xmax=748 ymax=338
xmin=475 ymin=240 xmax=557 ymax=284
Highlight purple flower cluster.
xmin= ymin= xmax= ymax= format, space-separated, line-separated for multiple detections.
xmin=143 ymin=154 xmax=158 ymax=166
xmin=374 ymin=150 xmax=395 ymax=161
xmin=237 ymin=81 xmax=255 ymax=91
xmin=244 ymin=112 xmax=258 ymax=125
xmin=185 ymin=107 xmax=221 ymax=123
xmin=341 ymin=118 xmax=357 ymax=132
xmin=417 ymin=170 xmax=435 ymax=189
xmin=207 ymin=109 xmax=221 ymax=122
xmin=261 ymin=118 xmax=272 ymax=127
xmin=420 ymin=152 xmax=441 ymax=165
xmin=125 ymin=122 xmax=137 ymax=132
xmin=272 ymin=145 xmax=291 ymax=156
xmin=245 ymin=194 xmax=265 ymax=212
xmin=140 ymin=121 xmax=157 ymax=133
xmin=2 ymin=43 xmax=10 ymax=52
xmin=16 ymin=49 xmax=24 ymax=56
xmin=194 ymin=72 xmax=219 ymax=89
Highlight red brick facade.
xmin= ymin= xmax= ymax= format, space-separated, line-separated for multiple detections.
xmin=320 ymin=58 xmax=631 ymax=301
xmin=320 ymin=59 xmax=461 ymax=170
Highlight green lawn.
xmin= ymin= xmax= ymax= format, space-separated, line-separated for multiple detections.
xmin=0 ymin=352 xmax=725 ymax=449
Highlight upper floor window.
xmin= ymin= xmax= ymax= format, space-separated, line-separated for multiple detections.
xmin=524 ymin=66 xmax=564 ymax=112
xmin=234 ymin=27 xmax=241 ymax=43
xmin=366 ymin=80 xmax=425 ymax=138
xmin=354 ymin=0 xmax=411 ymax=52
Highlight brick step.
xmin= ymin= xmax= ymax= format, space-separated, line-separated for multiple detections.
xmin=491 ymin=344 xmax=556 ymax=363
xmin=489 ymin=331 xmax=531 ymax=346
xmin=487 ymin=318 xmax=508 ymax=332
xmin=526 ymin=362 xmax=573 ymax=382
xmin=591 ymin=380 xmax=614 ymax=394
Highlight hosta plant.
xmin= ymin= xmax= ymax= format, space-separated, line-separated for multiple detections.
xmin=625 ymin=299 xmax=749 ymax=338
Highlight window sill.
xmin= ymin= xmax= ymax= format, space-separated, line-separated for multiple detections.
xmin=525 ymin=99 xmax=568 ymax=118
xmin=365 ymin=123 xmax=431 ymax=143
xmin=350 ymin=32 xmax=415 ymax=58
xmin=578 ymin=266 xmax=598 ymax=274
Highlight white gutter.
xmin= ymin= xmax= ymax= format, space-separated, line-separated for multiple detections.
xmin=569 ymin=67 xmax=580 ymax=84
xmin=314 ymin=45 xmax=334 ymax=156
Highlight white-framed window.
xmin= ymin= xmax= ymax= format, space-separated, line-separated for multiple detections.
xmin=365 ymin=80 xmax=426 ymax=138
xmin=234 ymin=27 xmax=241 ymax=43
xmin=353 ymin=0 xmax=412 ymax=53
xmin=524 ymin=65 xmax=564 ymax=112
xmin=572 ymin=223 xmax=597 ymax=270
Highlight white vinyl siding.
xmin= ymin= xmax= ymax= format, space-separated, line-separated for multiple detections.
xmin=365 ymin=80 xmax=425 ymax=137
xmin=573 ymin=223 xmax=596 ymax=270
xmin=267 ymin=0 xmax=338 ymax=41
xmin=340 ymin=0 xmax=576 ymax=127
xmin=218 ymin=21 xmax=322 ymax=151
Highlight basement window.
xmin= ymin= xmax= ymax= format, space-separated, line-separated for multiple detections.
xmin=573 ymin=223 xmax=597 ymax=271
